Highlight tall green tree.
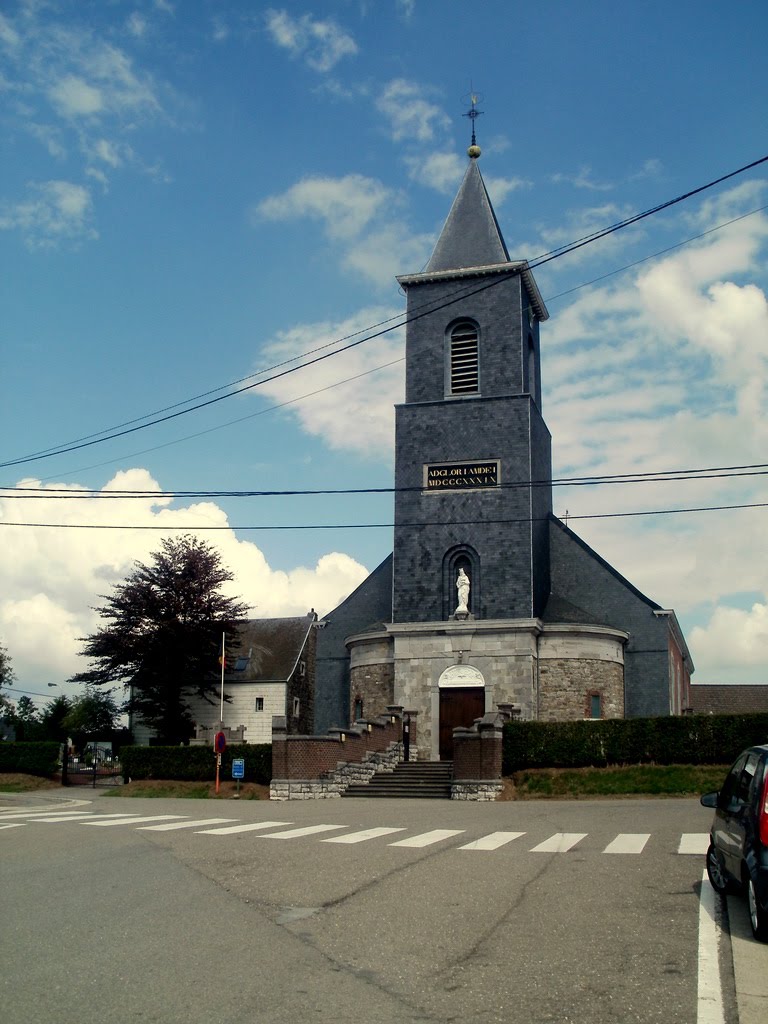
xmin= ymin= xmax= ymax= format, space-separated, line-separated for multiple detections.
xmin=62 ymin=686 xmax=120 ymax=753
xmin=71 ymin=535 xmax=248 ymax=744
xmin=9 ymin=694 xmax=39 ymax=741
xmin=38 ymin=694 xmax=72 ymax=742
xmin=0 ymin=642 xmax=15 ymax=718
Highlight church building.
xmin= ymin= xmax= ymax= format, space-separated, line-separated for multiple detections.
xmin=315 ymin=140 xmax=693 ymax=760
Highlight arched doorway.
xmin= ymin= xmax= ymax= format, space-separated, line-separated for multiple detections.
xmin=438 ymin=665 xmax=485 ymax=760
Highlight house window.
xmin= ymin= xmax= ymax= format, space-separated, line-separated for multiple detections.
xmin=354 ymin=697 xmax=364 ymax=720
xmin=293 ymin=697 xmax=300 ymax=718
xmin=449 ymin=322 xmax=479 ymax=395
xmin=234 ymin=656 xmax=250 ymax=672
xmin=254 ymin=697 xmax=264 ymax=712
xmin=588 ymin=692 xmax=602 ymax=719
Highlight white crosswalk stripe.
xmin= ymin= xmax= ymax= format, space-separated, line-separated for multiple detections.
xmin=604 ymin=833 xmax=651 ymax=854
xmin=458 ymin=831 xmax=526 ymax=851
xmin=29 ymin=813 xmax=140 ymax=823
xmin=389 ymin=829 xmax=465 ymax=848
xmin=679 ymin=833 xmax=709 ymax=855
xmin=530 ymin=832 xmax=587 ymax=853
xmin=83 ymin=815 xmax=188 ymax=827
xmin=0 ymin=808 xmax=93 ymax=819
xmin=261 ymin=824 xmax=348 ymax=839
xmin=197 ymin=821 xmax=293 ymax=835
xmin=322 ymin=827 xmax=407 ymax=844
xmin=137 ymin=818 xmax=238 ymax=831
xmin=0 ymin=810 xmax=712 ymax=859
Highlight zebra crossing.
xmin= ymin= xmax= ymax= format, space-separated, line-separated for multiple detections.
xmin=0 ymin=805 xmax=710 ymax=855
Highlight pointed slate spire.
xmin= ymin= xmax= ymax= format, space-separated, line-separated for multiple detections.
xmin=424 ymin=155 xmax=510 ymax=274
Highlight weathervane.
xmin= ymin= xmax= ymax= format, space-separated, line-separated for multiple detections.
xmin=463 ymin=88 xmax=483 ymax=158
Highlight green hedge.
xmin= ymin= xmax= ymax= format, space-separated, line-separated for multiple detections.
xmin=503 ymin=713 xmax=768 ymax=773
xmin=121 ymin=743 xmax=272 ymax=785
xmin=0 ymin=741 xmax=61 ymax=777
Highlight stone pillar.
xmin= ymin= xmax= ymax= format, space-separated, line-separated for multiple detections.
xmin=271 ymin=716 xmax=288 ymax=779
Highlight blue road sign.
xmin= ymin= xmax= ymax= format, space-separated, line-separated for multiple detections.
xmin=231 ymin=758 xmax=245 ymax=779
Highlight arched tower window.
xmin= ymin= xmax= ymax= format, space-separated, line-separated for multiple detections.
xmin=449 ymin=321 xmax=479 ymax=395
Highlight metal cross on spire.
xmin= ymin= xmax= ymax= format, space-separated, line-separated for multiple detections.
xmin=463 ymin=89 xmax=484 ymax=158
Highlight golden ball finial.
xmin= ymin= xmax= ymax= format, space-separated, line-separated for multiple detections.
xmin=468 ymin=144 xmax=481 ymax=159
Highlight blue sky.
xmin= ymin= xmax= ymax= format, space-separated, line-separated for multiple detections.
xmin=1 ymin=0 xmax=767 ymax=701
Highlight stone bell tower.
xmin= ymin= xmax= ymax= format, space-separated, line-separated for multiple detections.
xmin=392 ymin=146 xmax=552 ymax=624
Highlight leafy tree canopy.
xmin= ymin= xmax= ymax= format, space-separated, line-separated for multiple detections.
xmin=63 ymin=686 xmax=120 ymax=752
xmin=70 ymin=535 xmax=248 ymax=744
xmin=0 ymin=642 xmax=15 ymax=716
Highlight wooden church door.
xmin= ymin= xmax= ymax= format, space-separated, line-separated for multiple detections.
xmin=439 ymin=686 xmax=485 ymax=760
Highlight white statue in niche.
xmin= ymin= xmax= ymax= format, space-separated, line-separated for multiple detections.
xmin=456 ymin=568 xmax=470 ymax=614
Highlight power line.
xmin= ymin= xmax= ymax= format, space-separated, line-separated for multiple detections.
xmin=24 ymin=202 xmax=767 ymax=487
xmin=1 ymin=500 xmax=766 ymax=530
xmin=3 ymin=153 xmax=766 ymax=472
xmin=3 ymin=460 xmax=768 ymax=498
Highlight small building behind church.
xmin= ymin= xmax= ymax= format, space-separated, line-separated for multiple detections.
xmin=315 ymin=139 xmax=694 ymax=761
xmin=131 ymin=614 xmax=317 ymax=745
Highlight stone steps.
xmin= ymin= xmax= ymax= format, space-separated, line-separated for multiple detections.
xmin=342 ymin=760 xmax=453 ymax=799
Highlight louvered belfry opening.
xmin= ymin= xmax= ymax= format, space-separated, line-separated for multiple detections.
xmin=450 ymin=322 xmax=479 ymax=394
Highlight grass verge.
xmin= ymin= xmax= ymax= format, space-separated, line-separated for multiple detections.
xmin=0 ymin=774 xmax=61 ymax=793
xmin=102 ymin=779 xmax=269 ymax=800
xmin=502 ymin=763 xmax=728 ymax=799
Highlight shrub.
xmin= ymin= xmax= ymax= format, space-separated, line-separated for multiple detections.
xmin=503 ymin=713 xmax=768 ymax=773
xmin=0 ymin=741 xmax=61 ymax=777
xmin=121 ymin=743 xmax=271 ymax=785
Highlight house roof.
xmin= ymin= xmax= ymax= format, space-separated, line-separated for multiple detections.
xmin=689 ymin=684 xmax=768 ymax=715
xmin=226 ymin=616 xmax=314 ymax=683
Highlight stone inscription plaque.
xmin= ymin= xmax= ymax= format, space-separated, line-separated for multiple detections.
xmin=425 ymin=460 xmax=499 ymax=491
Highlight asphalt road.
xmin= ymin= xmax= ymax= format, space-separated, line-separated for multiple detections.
xmin=0 ymin=792 xmax=763 ymax=1024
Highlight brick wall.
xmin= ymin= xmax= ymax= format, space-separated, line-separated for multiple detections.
xmin=271 ymin=713 xmax=404 ymax=782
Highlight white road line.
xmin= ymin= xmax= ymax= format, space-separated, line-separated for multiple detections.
xmin=697 ymin=871 xmax=725 ymax=1024
xmin=137 ymin=818 xmax=239 ymax=831
xmin=680 ymin=834 xmax=709 ymax=855
xmin=604 ymin=833 xmax=651 ymax=855
xmin=196 ymin=821 xmax=293 ymax=835
xmin=83 ymin=815 xmax=187 ymax=827
xmin=458 ymin=831 xmax=526 ymax=851
xmin=389 ymin=829 xmax=465 ymax=848
xmin=322 ymin=827 xmax=407 ymax=844
xmin=28 ymin=813 xmax=138 ymax=823
xmin=262 ymin=824 xmax=348 ymax=840
xmin=0 ymin=823 xmax=24 ymax=830
xmin=0 ymin=809 xmax=95 ymax=820
xmin=530 ymin=833 xmax=587 ymax=853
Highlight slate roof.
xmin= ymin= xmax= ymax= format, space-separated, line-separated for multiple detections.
xmin=425 ymin=157 xmax=510 ymax=272
xmin=689 ymin=684 xmax=768 ymax=715
xmin=226 ymin=616 xmax=314 ymax=683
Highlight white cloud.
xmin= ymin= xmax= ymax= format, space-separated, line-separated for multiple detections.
xmin=550 ymin=166 xmax=614 ymax=191
xmin=255 ymin=307 xmax=405 ymax=456
xmin=264 ymin=9 xmax=357 ymax=72
xmin=0 ymin=469 xmax=369 ymax=693
xmin=125 ymin=13 xmax=148 ymax=40
xmin=48 ymin=74 xmax=104 ymax=117
xmin=256 ymin=174 xmax=394 ymax=241
xmin=377 ymin=79 xmax=450 ymax=143
xmin=255 ymin=173 xmax=433 ymax=286
xmin=0 ymin=179 xmax=96 ymax=248
xmin=690 ymin=603 xmax=768 ymax=677
xmin=406 ymin=151 xmax=464 ymax=194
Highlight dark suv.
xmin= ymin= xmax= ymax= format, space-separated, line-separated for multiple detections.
xmin=700 ymin=744 xmax=768 ymax=941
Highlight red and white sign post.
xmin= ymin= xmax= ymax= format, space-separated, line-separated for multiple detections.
xmin=214 ymin=731 xmax=226 ymax=794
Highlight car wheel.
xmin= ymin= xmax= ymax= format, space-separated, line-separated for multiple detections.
xmin=747 ymin=876 xmax=768 ymax=942
xmin=706 ymin=844 xmax=734 ymax=895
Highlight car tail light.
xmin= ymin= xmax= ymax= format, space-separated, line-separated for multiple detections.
xmin=760 ymin=771 xmax=768 ymax=848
